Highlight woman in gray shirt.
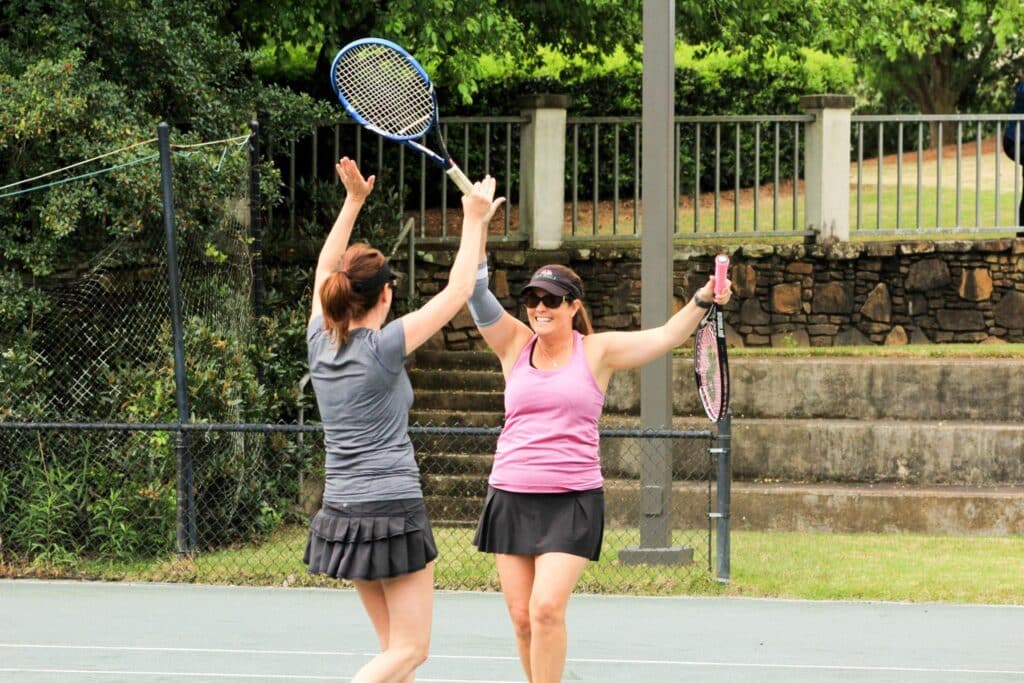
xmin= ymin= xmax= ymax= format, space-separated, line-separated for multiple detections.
xmin=304 ymin=156 xmax=503 ymax=683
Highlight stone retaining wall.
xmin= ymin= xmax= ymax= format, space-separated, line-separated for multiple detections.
xmin=395 ymin=238 xmax=1024 ymax=349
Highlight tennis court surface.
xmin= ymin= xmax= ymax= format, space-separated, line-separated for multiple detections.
xmin=2 ymin=579 xmax=1022 ymax=681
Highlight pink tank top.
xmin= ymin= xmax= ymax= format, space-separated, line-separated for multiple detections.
xmin=490 ymin=331 xmax=606 ymax=493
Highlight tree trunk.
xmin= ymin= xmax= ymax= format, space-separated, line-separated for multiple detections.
xmin=902 ymin=50 xmax=960 ymax=150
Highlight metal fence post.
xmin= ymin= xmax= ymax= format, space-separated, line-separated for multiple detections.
xmin=248 ymin=120 xmax=265 ymax=318
xmin=157 ymin=122 xmax=197 ymax=555
xmin=800 ymin=94 xmax=855 ymax=242
xmin=714 ymin=412 xmax=732 ymax=582
xmin=621 ymin=0 xmax=689 ymax=567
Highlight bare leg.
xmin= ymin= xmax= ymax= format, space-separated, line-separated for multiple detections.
xmin=494 ymin=553 xmax=588 ymax=683
xmin=527 ymin=553 xmax=588 ymax=683
xmin=495 ymin=554 xmax=537 ymax=681
xmin=350 ymin=562 xmax=434 ymax=683
xmin=354 ymin=579 xmax=390 ymax=649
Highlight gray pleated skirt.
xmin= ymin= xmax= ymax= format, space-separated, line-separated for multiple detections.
xmin=474 ymin=486 xmax=604 ymax=561
xmin=304 ymin=497 xmax=437 ymax=580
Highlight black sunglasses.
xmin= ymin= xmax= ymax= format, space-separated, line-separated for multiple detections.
xmin=523 ymin=291 xmax=571 ymax=308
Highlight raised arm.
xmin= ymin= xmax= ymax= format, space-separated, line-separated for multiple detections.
xmin=399 ymin=177 xmax=505 ymax=355
xmin=465 ymin=227 xmax=533 ymax=376
xmin=587 ymin=275 xmax=732 ymax=386
xmin=311 ymin=157 xmax=375 ymax=322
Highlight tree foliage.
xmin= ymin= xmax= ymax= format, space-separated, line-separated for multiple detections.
xmin=672 ymin=0 xmax=1024 ymax=147
xmin=0 ymin=0 xmax=327 ymax=282
xmin=675 ymin=0 xmax=827 ymax=57
xmin=227 ymin=0 xmax=644 ymax=101
xmin=818 ymin=0 xmax=1024 ymax=116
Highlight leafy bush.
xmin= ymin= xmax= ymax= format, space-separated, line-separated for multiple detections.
xmin=443 ymin=45 xmax=856 ymax=198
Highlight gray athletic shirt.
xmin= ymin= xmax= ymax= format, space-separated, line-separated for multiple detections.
xmin=307 ymin=315 xmax=421 ymax=504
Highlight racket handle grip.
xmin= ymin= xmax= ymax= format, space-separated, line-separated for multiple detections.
xmin=714 ymin=255 xmax=730 ymax=296
xmin=446 ymin=164 xmax=475 ymax=195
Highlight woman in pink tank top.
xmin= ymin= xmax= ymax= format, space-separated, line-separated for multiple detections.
xmin=467 ymin=259 xmax=732 ymax=682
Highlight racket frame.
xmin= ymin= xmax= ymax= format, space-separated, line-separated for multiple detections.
xmin=330 ymin=38 xmax=474 ymax=194
xmin=695 ymin=255 xmax=731 ymax=422
xmin=694 ymin=304 xmax=730 ymax=423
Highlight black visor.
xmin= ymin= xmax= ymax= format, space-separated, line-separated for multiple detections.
xmin=351 ymin=263 xmax=395 ymax=293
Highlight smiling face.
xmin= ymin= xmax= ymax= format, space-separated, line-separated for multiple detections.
xmin=524 ymin=287 xmax=580 ymax=335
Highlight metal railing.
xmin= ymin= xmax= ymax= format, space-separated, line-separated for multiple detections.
xmin=265 ymin=117 xmax=528 ymax=243
xmin=850 ymin=114 xmax=1024 ymax=235
xmin=267 ymin=112 xmax=1024 ymax=246
xmin=564 ymin=115 xmax=814 ymax=240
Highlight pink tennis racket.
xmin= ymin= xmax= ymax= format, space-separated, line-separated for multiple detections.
xmin=694 ymin=255 xmax=730 ymax=422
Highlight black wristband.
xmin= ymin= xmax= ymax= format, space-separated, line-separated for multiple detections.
xmin=692 ymin=293 xmax=713 ymax=309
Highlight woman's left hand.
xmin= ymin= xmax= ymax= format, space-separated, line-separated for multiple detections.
xmin=335 ymin=156 xmax=375 ymax=202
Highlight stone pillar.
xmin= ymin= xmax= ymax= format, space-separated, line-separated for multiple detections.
xmin=518 ymin=94 xmax=570 ymax=249
xmin=800 ymin=94 xmax=855 ymax=242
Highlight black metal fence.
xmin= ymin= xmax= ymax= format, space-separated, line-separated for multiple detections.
xmin=0 ymin=421 xmax=729 ymax=592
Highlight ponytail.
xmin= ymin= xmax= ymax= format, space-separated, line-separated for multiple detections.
xmin=321 ymin=244 xmax=388 ymax=344
xmin=572 ymin=302 xmax=594 ymax=335
xmin=320 ymin=273 xmax=355 ymax=345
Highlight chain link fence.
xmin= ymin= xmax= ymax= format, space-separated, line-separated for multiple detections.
xmin=0 ymin=421 xmax=720 ymax=593
xmin=1 ymin=123 xmax=731 ymax=593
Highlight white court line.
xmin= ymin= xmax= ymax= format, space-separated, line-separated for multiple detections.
xmin=2 ymin=643 xmax=1022 ymax=677
xmin=0 ymin=670 xmax=514 ymax=683
xmin=0 ymin=643 xmax=516 ymax=660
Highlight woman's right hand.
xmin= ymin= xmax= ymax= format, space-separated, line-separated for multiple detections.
xmin=462 ymin=175 xmax=505 ymax=229
xmin=335 ymin=157 xmax=375 ymax=202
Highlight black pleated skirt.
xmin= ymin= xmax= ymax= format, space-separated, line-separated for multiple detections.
xmin=303 ymin=497 xmax=437 ymax=581
xmin=474 ymin=486 xmax=604 ymax=561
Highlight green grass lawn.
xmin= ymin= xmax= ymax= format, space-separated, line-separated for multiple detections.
xmin=730 ymin=530 xmax=1024 ymax=604
xmin=12 ymin=525 xmax=1021 ymax=605
xmin=851 ymin=184 xmax=1022 ymax=232
xmin=570 ymin=178 xmax=1024 ymax=238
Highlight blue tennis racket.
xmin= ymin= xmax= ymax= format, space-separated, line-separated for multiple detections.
xmin=330 ymin=38 xmax=474 ymax=195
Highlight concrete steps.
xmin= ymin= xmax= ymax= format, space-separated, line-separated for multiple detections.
xmin=408 ymin=368 xmax=504 ymax=392
xmin=414 ymin=389 xmax=505 ymax=412
xmin=408 ymin=350 xmax=1024 ymax=534
xmin=423 ymin=482 xmax=1024 ymax=534
xmin=608 ymin=357 xmax=1024 ymax=421
xmin=730 ymin=418 xmax=1024 ymax=486
xmin=725 ymin=482 xmax=1024 ymax=535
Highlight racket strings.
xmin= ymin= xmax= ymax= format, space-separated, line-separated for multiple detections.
xmin=334 ymin=46 xmax=435 ymax=138
xmin=695 ymin=323 xmax=723 ymax=420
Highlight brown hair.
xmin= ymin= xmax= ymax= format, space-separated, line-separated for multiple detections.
xmin=545 ymin=264 xmax=593 ymax=335
xmin=320 ymin=243 xmax=388 ymax=344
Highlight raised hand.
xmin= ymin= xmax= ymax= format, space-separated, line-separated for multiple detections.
xmin=335 ymin=156 xmax=375 ymax=202
xmin=462 ymin=175 xmax=505 ymax=229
